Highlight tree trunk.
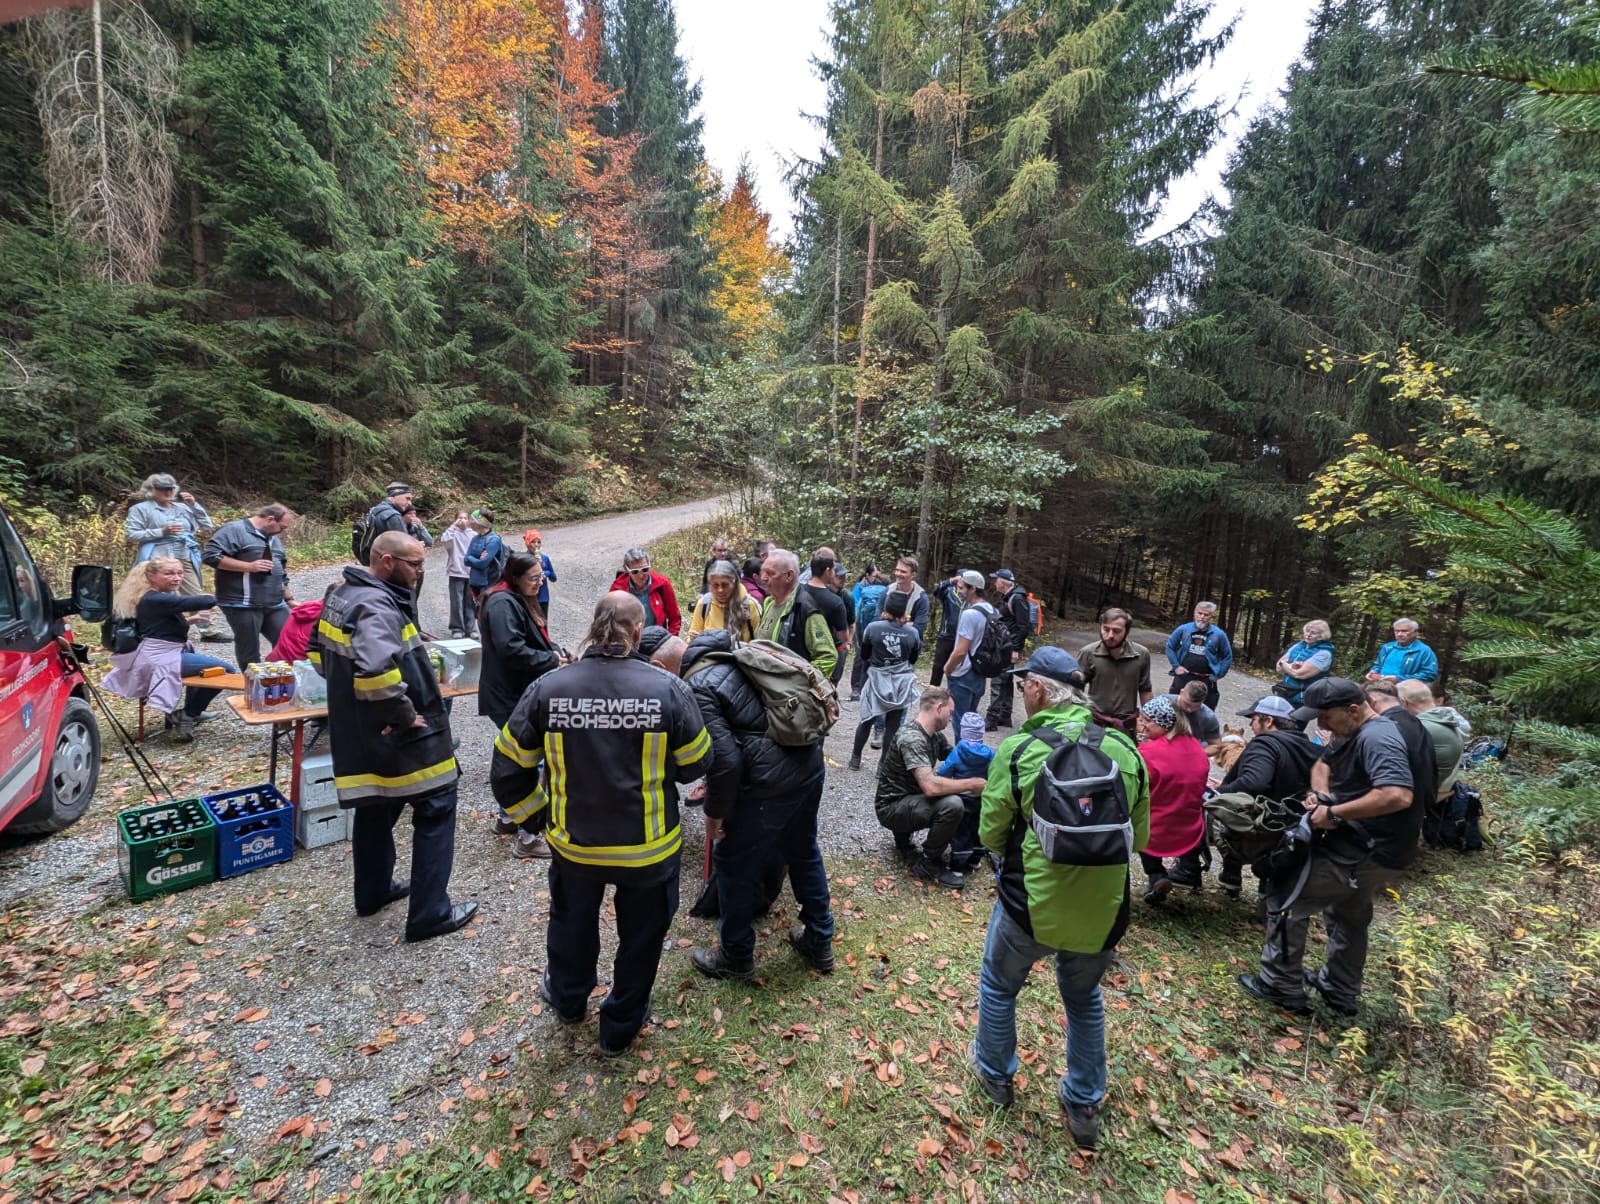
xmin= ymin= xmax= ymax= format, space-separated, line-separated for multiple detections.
xmin=914 ymin=308 xmax=948 ymax=567
xmin=90 ymin=0 xmax=110 ymax=276
xmin=829 ymin=215 xmax=843 ymax=479
xmin=847 ymin=69 xmax=887 ymax=543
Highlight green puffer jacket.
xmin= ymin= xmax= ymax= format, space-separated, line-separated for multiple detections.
xmin=980 ymin=704 xmax=1151 ymax=953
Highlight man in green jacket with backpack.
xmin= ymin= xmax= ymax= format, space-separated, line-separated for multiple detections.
xmin=968 ymin=646 xmax=1151 ymax=1152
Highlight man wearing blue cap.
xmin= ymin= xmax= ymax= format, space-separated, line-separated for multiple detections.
xmin=968 ymin=645 xmax=1150 ymax=1152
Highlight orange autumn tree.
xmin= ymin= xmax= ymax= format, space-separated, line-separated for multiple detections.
xmin=705 ymin=159 xmax=789 ymax=349
xmin=541 ymin=0 xmax=665 ymax=398
xmin=389 ymin=0 xmax=552 ymax=258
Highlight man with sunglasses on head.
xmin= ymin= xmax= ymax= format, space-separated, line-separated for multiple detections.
xmin=311 ymin=531 xmax=476 ymax=945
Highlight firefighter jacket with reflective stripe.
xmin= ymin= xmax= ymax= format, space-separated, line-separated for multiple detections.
xmin=310 ymin=566 xmax=459 ymax=806
xmin=490 ymin=650 xmax=711 ymax=884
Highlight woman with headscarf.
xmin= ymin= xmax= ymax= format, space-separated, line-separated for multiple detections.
xmin=687 ymin=559 xmax=761 ymax=642
xmin=1134 ymin=695 xmax=1210 ymax=903
xmin=479 ymin=552 xmax=564 ymax=859
xmin=848 ymin=590 xmax=921 ymax=770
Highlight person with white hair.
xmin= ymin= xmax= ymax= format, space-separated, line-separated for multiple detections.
xmin=1164 ymin=600 xmax=1232 ymax=708
xmin=969 ymin=646 xmax=1150 ymax=1152
xmin=1366 ymin=617 xmax=1439 ymax=683
xmin=754 ymin=549 xmax=836 ymax=674
xmin=125 ymin=472 xmax=221 ymax=638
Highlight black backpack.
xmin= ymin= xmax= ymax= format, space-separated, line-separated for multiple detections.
xmin=350 ymin=510 xmax=380 ymax=563
xmin=967 ymin=602 xmax=1016 ymax=678
xmin=1007 ymin=723 xmax=1134 ymax=866
xmin=1424 ymin=781 xmax=1485 ymax=852
xmin=101 ymin=615 xmax=141 ymax=654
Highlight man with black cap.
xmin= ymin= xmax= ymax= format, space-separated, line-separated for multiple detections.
xmin=353 ymin=484 xmax=414 ymax=564
xmin=969 ymin=646 xmax=1150 ymax=1152
xmin=1214 ymin=695 xmax=1319 ymax=897
xmin=1237 ymin=677 xmax=1415 ymax=1017
xmin=983 ymin=569 xmax=1032 ymax=731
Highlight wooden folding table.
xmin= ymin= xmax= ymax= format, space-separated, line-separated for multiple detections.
xmin=225 ymin=684 xmax=476 ymax=809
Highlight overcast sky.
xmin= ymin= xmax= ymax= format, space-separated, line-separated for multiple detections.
xmin=674 ymin=0 xmax=1322 ymax=241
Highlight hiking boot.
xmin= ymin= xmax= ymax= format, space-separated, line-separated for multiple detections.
xmin=539 ymin=973 xmax=585 ymax=1024
xmin=893 ymin=833 xmax=916 ymax=860
xmin=869 ymin=731 xmax=882 ymax=749
xmin=1218 ymin=867 xmax=1243 ymax=898
xmin=965 ymin=1042 xmax=1014 ymax=1109
xmin=1143 ymin=875 xmax=1172 ymax=905
xmin=1167 ymin=862 xmax=1203 ymax=891
xmin=1235 ymin=973 xmax=1310 ymax=1015
xmin=848 ymin=754 xmax=862 ymax=771
xmin=513 ymin=833 xmax=551 ymax=860
xmin=494 ymin=817 xmax=518 ymax=836
xmin=1304 ymin=969 xmax=1359 ymax=1017
xmin=787 ymin=924 xmax=835 ymax=974
xmin=172 ymin=712 xmax=197 ymax=743
xmin=911 ymin=855 xmax=964 ymax=890
xmin=690 ymin=946 xmax=755 ymax=981
xmin=1062 ymin=1099 xmax=1101 ymax=1151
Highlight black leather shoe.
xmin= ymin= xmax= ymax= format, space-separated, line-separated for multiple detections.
xmin=1235 ymin=973 xmax=1310 ymax=1015
xmin=787 ymin=924 xmax=835 ymax=974
xmin=404 ymin=901 xmax=479 ymax=943
xmin=356 ymin=880 xmax=411 ymax=917
xmin=691 ymin=946 xmax=755 ymax=980
xmin=1304 ymin=969 xmax=1359 ymax=1016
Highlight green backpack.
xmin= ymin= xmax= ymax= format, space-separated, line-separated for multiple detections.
xmin=685 ymin=638 xmax=840 ymax=747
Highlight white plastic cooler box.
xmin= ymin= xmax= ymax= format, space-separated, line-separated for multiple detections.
xmin=427 ymin=638 xmax=482 ymax=689
xmin=295 ymin=753 xmax=351 ymax=848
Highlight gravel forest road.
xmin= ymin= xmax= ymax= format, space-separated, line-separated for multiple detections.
xmin=0 ymin=495 xmax=1270 ymax=1191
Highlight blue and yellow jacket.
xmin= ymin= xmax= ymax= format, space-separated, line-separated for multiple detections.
xmin=310 ymin=567 xmax=458 ymax=806
xmin=491 ymin=650 xmax=710 ymax=882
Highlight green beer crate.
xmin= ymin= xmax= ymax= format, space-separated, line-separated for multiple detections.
xmin=117 ymin=798 xmax=217 ymax=902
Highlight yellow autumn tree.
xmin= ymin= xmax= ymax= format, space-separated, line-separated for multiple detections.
xmin=704 ymin=159 xmax=789 ymax=348
xmin=389 ymin=0 xmax=553 ymax=258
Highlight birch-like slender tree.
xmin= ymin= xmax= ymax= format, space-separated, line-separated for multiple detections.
xmin=26 ymin=0 xmax=176 ymax=283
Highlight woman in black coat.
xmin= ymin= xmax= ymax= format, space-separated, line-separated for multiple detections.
xmin=478 ymin=552 xmax=563 ymax=857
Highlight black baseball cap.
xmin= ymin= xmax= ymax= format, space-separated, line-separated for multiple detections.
xmin=1290 ymin=676 xmax=1366 ymax=724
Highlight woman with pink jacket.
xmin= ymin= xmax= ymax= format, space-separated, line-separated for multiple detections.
xmin=1135 ymin=695 xmax=1211 ymax=904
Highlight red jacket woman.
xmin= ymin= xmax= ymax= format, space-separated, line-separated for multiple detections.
xmin=1135 ymin=694 xmax=1211 ymax=902
xmin=610 ymin=553 xmax=682 ymax=635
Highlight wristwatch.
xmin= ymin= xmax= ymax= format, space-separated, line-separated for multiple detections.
xmin=1314 ymin=792 xmax=1345 ymax=826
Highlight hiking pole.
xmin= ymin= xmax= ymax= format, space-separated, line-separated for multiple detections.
xmin=79 ymin=670 xmax=176 ymax=803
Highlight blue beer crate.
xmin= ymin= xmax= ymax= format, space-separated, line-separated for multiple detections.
xmin=201 ymin=784 xmax=294 ymax=880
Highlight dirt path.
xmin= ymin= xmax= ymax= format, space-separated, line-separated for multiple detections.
xmin=0 ymin=499 xmax=1276 ymax=1192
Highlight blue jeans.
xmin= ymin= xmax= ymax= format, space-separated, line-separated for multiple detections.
xmin=714 ymin=776 xmax=832 ymax=962
xmin=973 ymin=902 xmax=1113 ymax=1107
xmin=948 ymin=672 xmax=986 ymax=742
xmin=180 ymin=652 xmax=236 ymax=717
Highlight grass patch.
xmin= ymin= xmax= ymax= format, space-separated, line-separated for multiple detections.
xmin=0 ymin=904 xmax=302 ymax=1203
xmin=352 ymin=846 xmax=1600 ymax=1203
